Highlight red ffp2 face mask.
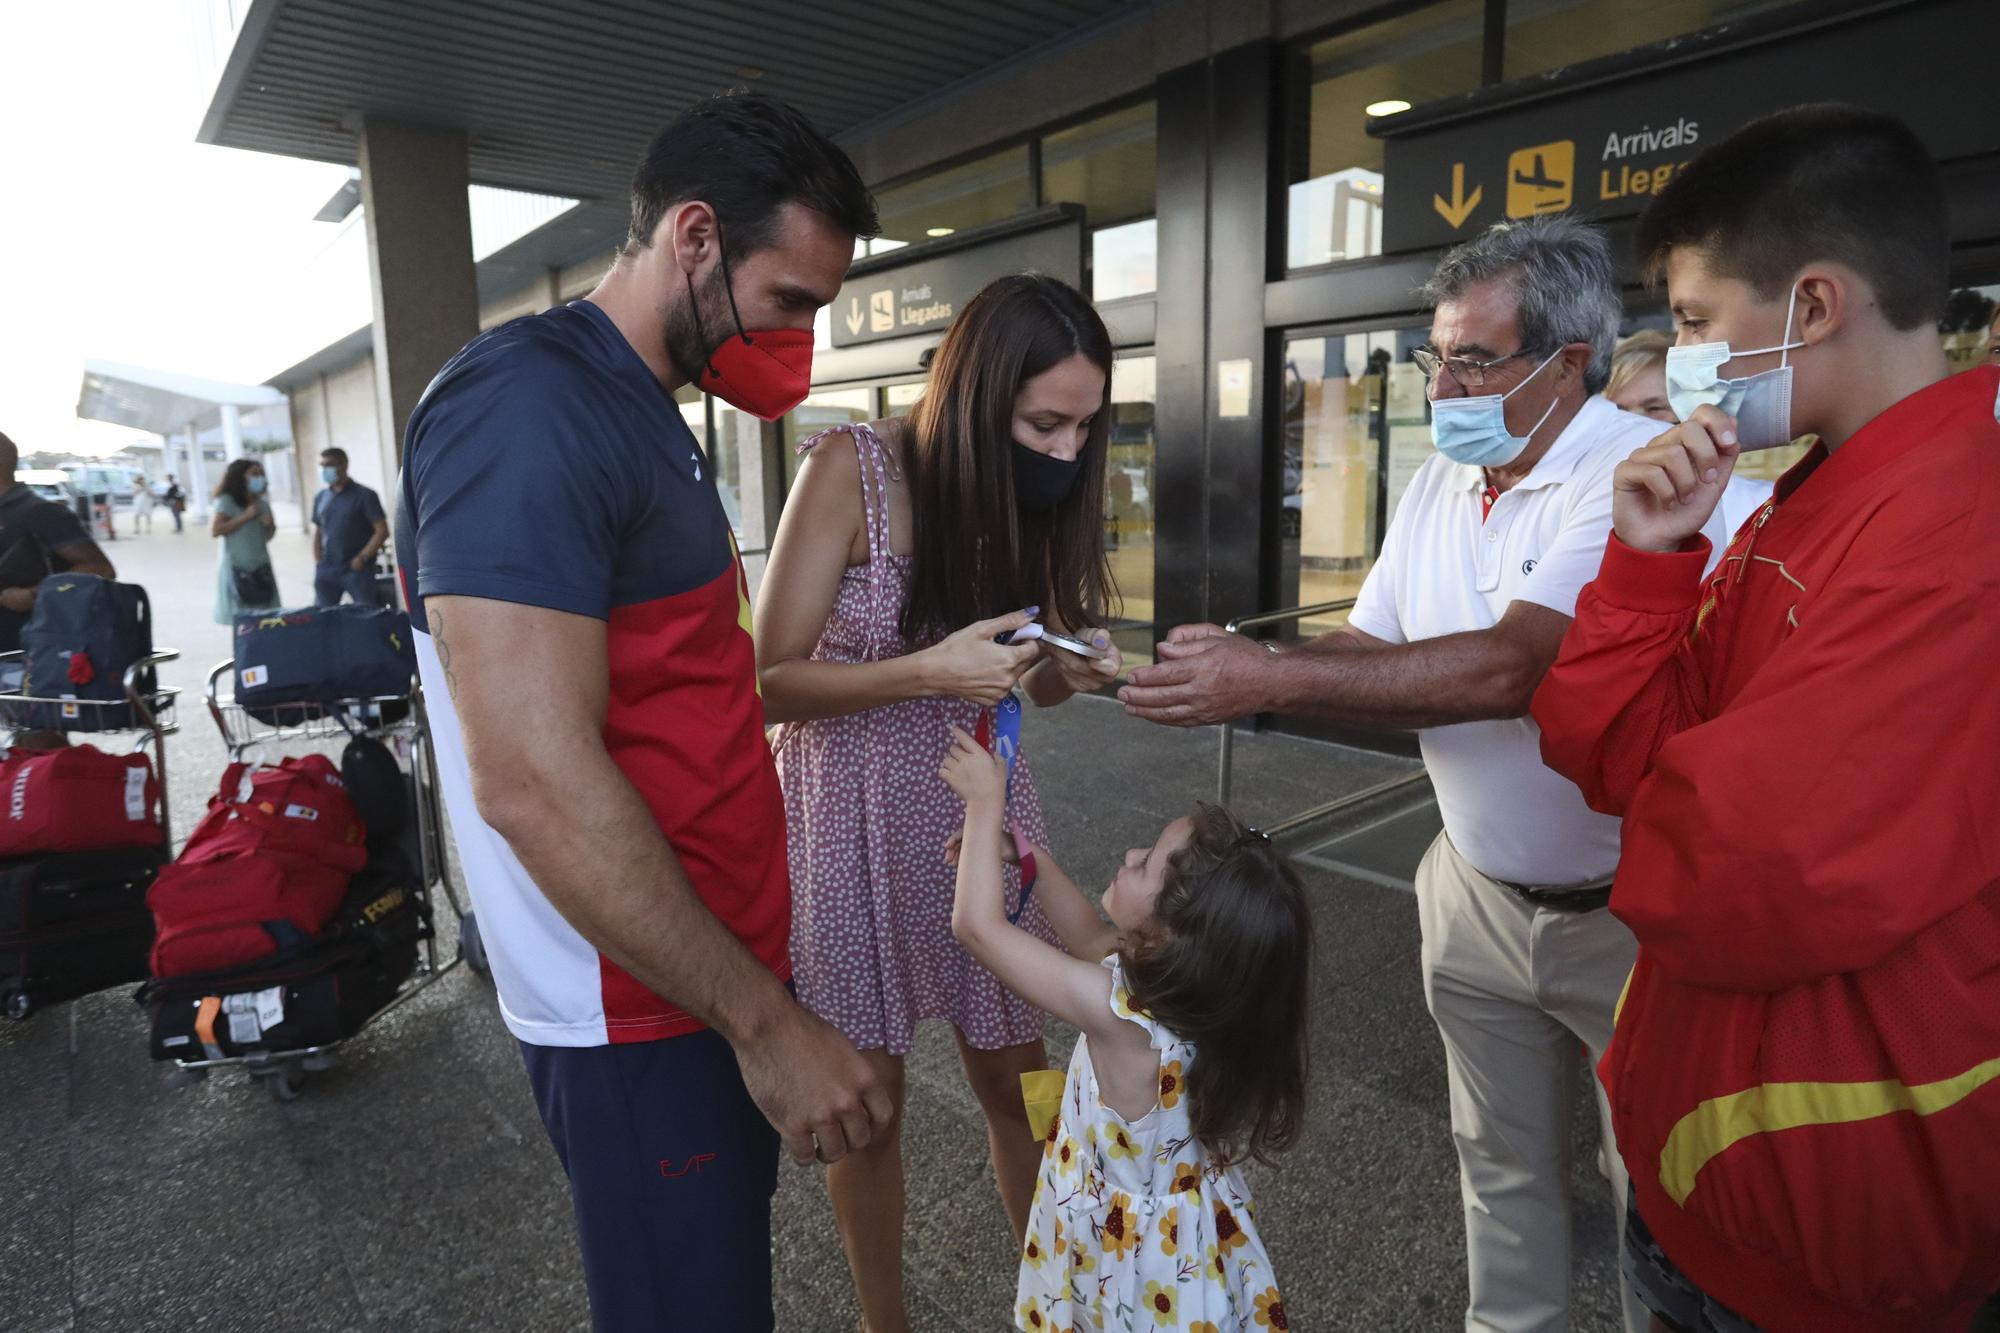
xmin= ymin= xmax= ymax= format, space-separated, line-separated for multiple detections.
xmin=697 ymin=327 xmax=813 ymax=421
xmin=686 ymin=241 xmax=814 ymax=421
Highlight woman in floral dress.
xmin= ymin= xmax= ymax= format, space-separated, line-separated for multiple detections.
xmin=756 ymin=275 xmax=1124 ymax=1332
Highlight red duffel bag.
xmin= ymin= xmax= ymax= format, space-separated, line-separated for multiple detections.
xmin=146 ymin=848 xmax=351 ymax=978
xmin=0 ymin=745 xmax=163 ymax=856
xmin=182 ymin=754 xmax=367 ymax=874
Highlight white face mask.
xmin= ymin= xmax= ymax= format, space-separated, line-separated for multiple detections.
xmin=1664 ymin=285 xmax=1805 ymax=450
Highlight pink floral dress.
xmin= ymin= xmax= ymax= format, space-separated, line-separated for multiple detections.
xmin=774 ymin=424 xmax=1055 ymax=1055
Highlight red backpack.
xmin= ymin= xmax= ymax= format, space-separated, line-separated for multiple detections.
xmin=146 ymin=756 xmax=368 ymax=979
xmin=0 ymin=745 xmax=163 ymax=856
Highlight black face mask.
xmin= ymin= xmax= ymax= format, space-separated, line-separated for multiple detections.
xmin=1010 ymin=440 xmax=1082 ymax=510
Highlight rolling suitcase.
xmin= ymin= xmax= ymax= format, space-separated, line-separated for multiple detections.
xmin=0 ymin=846 xmax=166 ymax=1019
xmin=142 ymin=853 xmax=426 ymax=1060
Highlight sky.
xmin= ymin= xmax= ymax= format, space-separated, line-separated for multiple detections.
xmin=0 ymin=1 xmax=371 ymax=458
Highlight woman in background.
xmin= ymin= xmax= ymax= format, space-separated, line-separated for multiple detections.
xmin=211 ymin=458 xmax=280 ymax=625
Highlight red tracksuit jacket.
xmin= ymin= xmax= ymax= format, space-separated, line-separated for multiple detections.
xmin=1532 ymin=365 xmax=2000 ymax=1331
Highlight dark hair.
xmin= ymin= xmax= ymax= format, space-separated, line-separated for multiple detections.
xmin=215 ymin=458 xmax=261 ymax=508
xmin=1635 ymin=104 xmax=1948 ymax=331
xmin=319 ymin=447 xmax=348 ymax=468
xmin=1119 ymin=804 xmax=1313 ymax=1167
xmin=901 ymin=274 xmax=1116 ymax=644
xmin=0 ymin=431 xmax=16 ymax=476
xmin=627 ymin=91 xmax=877 ymax=256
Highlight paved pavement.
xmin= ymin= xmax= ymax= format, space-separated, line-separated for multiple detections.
xmin=1 ymin=519 xmax=1624 ymax=1331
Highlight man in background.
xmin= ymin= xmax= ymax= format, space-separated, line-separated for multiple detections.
xmin=0 ymin=431 xmax=116 ymax=683
xmin=311 ymin=447 xmax=388 ymax=607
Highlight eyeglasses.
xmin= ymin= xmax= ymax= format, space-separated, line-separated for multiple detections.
xmin=1411 ymin=346 xmax=1544 ymax=390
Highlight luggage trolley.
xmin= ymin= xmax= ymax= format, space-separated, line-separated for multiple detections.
xmin=0 ymin=647 xmax=180 ymax=1020
xmin=176 ymin=664 xmax=485 ymax=1098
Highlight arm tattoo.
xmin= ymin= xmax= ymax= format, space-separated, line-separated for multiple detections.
xmin=427 ymin=608 xmax=461 ymax=701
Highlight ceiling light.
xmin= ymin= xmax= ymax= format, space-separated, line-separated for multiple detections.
xmin=926 ymin=227 xmax=954 ymax=237
xmin=1365 ymin=99 xmax=1413 ymax=117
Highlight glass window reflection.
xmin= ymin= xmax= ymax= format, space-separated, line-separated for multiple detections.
xmin=1280 ymin=330 xmax=1431 ymax=636
xmin=1287 ymin=0 xmax=1484 ymax=270
xmin=1106 ymin=355 xmax=1156 ymax=659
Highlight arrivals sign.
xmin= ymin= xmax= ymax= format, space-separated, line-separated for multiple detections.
xmin=1377 ymin=0 xmax=1998 ymax=254
xmin=830 ymin=210 xmax=1084 ymax=349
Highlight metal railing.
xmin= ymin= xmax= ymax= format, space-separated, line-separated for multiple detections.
xmin=1213 ymin=597 xmax=1432 ymax=838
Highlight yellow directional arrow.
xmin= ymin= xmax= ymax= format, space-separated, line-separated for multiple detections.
xmin=1433 ymin=162 xmax=1482 ymax=230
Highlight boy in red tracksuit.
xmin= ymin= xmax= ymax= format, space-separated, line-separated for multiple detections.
xmin=1531 ymin=104 xmax=2000 ymax=1332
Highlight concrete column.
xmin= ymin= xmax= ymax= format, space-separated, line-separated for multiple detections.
xmin=184 ymin=422 xmax=211 ymax=518
xmin=357 ymin=117 xmax=479 ymax=483
xmin=220 ymin=403 xmax=244 ymax=462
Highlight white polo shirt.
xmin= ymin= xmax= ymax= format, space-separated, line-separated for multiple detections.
xmin=1347 ymin=395 xmax=1738 ymax=886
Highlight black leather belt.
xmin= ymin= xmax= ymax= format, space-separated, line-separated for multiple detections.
xmin=1491 ymin=875 xmax=1614 ymax=913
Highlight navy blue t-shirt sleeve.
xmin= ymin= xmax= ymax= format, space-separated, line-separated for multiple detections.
xmin=359 ymin=486 xmax=386 ymax=525
xmin=28 ymin=499 xmax=90 ymax=552
xmin=405 ymin=347 xmax=630 ymax=620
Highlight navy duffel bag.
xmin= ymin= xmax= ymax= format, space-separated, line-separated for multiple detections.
xmin=232 ymin=605 xmax=415 ymax=723
xmin=12 ymin=575 xmax=154 ymax=731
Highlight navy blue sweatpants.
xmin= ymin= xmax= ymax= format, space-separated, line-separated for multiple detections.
xmin=521 ymin=1030 xmax=780 ymax=1332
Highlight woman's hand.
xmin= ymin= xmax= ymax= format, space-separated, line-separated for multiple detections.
xmin=919 ymin=609 xmax=1041 ymax=705
xmin=1037 ymin=627 xmax=1122 ymax=695
xmin=939 ymin=725 xmax=1008 ymax=815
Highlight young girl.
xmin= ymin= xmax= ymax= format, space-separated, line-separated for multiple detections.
xmin=940 ymin=726 xmax=1313 ymax=1333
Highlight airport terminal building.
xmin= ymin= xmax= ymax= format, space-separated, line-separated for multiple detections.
xmin=210 ymin=0 xmax=2000 ymax=746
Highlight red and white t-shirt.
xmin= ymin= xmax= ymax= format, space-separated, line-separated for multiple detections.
xmin=397 ymin=301 xmax=789 ymax=1047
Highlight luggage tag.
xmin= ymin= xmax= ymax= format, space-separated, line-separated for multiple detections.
xmin=972 ymin=694 xmax=1038 ymax=925
xmin=124 ymin=766 xmax=148 ymax=821
xmin=223 ymin=993 xmax=263 ymax=1045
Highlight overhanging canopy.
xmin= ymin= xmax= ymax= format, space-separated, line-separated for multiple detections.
xmin=76 ymin=360 xmax=286 ymax=436
xmin=200 ymin=0 xmax=1140 ymax=202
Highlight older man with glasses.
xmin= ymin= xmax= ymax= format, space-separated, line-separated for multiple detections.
xmin=1122 ymin=216 xmax=1743 ymax=1332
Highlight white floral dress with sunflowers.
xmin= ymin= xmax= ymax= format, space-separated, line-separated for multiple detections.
xmin=1016 ymin=957 xmax=1285 ymax=1333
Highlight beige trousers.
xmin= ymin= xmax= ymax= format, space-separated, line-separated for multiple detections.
xmin=1415 ymin=832 xmax=1648 ymax=1333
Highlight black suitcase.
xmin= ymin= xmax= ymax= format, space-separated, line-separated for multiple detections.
xmin=0 ymin=846 xmax=165 ymax=1020
xmin=141 ymin=855 xmax=427 ymax=1061
xmin=12 ymin=575 xmax=153 ymax=731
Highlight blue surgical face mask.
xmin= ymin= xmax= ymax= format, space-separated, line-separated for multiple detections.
xmin=1428 ymin=348 xmax=1563 ymax=468
xmin=247 ymin=476 xmax=267 ymax=495
xmin=1664 ymin=285 xmax=1804 ymax=451
xmin=320 ymin=466 xmax=339 ymax=485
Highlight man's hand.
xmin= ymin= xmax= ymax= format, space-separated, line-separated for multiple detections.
xmin=1614 ymin=404 xmax=1741 ymax=554
xmin=0 ymin=587 xmax=35 ymax=615
xmin=1164 ymin=622 xmax=1229 ymax=645
xmin=350 ymin=555 xmax=369 ymax=572
xmin=1119 ymin=631 xmax=1278 ymax=727
xmin=734 ymin=1005 xmax=893 ymax=1167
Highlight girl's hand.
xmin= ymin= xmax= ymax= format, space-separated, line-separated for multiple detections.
xmin=943 ymin=829 xmax=1021 ymax=868
xmin=1038 ymin=627 xmax=1122 ymax=695
xmin=921 ymin=610 xmax=1041 ymax=705
xmin=938 ymin=725 xmax=1007 ymax=813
